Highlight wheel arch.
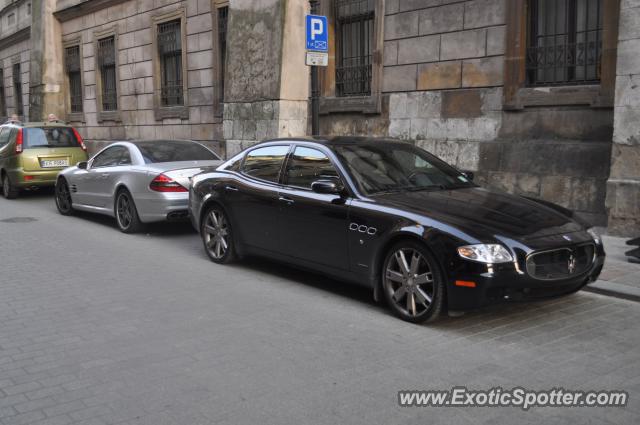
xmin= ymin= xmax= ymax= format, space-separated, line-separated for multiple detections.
xmin=372 ymin=232 xmax=450 ymax=307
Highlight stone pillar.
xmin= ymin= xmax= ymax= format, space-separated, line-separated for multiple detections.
xmin=606 ymin=1 xmax=640 ymax=235
xmin=222 ymin=0 xmax=309 ymax=157
xmin=29 ymin=0 xmax=65 ymax=121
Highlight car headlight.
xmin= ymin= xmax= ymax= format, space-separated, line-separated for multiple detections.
xmin=587 ymin=227 xmax=601 ymax=245
xmin=457 ymin=244 xmax=513 ymax=263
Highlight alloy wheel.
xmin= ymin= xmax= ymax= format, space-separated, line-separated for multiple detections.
xmin=384 ymin=248 xmax=435 ymax=318
xmin=116 ymin=193 xmax=133 ymax=230
xmin=55 ymin=181 xmax=73 ymax=214
xmin=203 ymin=209 xmax=229 ymax=259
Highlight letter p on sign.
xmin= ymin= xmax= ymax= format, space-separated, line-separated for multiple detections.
xmin=306 ymin=15 xmax=328 ymax=52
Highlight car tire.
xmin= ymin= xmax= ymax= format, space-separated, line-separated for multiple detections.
xmin=201 ymin=204 xmax=236 ymax=264
xmin=382 ymin=240 xmax=445 ymax=323
xmin=115 ymin=189 xmax=144 ymax=234
xmin=2 ymin=173 xmax=19 ymax=199
xmin=55 ymin=178 xmax=75 ymax=216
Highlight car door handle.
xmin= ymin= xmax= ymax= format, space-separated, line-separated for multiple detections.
xmin=224 ymin=185 xmax=239 ymax=192
xmin=279 ymin=196 xmax=295 ymax=205
xmin=100 ymin=174 xmax=109 ymax=179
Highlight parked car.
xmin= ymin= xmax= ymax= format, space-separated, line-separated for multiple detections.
xmin=0 ymin=120 xmax=88 ymax=198
xmin=190 ymin=137 xmax=605 ymax=323
xmin=55 ymin=139 xmax=221 ymax=233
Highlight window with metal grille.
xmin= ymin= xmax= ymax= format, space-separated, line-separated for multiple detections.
xmin=13 ymin=64 xmax=22 ymax=116
xmin=526 ymin=0 xmax=603 ymax=86
xmin=0 ymin=68 xmax=5 ymax=118
xmin=217 ymin=7 xmax=228 ymax=109
xmin=157 ymin=20 xmax=183 ymax=107
xmin=334 ymin=0 xmax=374 ymax=97
xmin=97 ymin=37 xmax=118 ymax=111
xmin=65 ymin=46 xmax=83 ymax=113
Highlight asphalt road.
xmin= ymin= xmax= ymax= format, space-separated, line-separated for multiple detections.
xmin=0 ymin=190 xmax=638 ymax=425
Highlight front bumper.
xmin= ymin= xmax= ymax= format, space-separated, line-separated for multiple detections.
xmin=447 ymin=249 xmax=605 ymax=311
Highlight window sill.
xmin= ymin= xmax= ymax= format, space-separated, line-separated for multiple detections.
xmin=67 ymin=112 xmax=85 ymax=123
xmin=97 ymin=110 xmax=121 ymax=123
xmin=154 ymin=105 xmax=189 ymax=121
xmin=504 ymin=84 xmax=613 ymax=110
xmin=319 ymin=94 xmax=381 ymax=115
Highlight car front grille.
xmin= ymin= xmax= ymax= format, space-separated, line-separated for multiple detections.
xmin=526 ymin=243 xmax=595 ymax=281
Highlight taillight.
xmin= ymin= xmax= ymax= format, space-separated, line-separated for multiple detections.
xmin=15 ymin=129 xmax=23 ymax=154
xmin=149 ymin=174 xmax=188 ymax=192
xmin=72 ymin=128 xmax=87 ymax=151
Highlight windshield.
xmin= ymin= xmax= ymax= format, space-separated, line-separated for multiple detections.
xmin=333 ymin=143 xmax=475 ymax=195
xmin=135 ymin=141 xmax=220 ymax=163
xmin=24 ymin=127 xmax=80 ymax=149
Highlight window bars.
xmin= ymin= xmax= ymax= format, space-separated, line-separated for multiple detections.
xmin=157 ymin=20 xmax=183 ymax=107
xmin=12 ymin=63 xmax=22 ymax=116
xmin=334 ymin=0 xmax=375 ymax=97
xmin=65 ymin=46 xmax=83 ymax=113
xmin=526 ymin=0 xmax=603 ymax=86
xmin=97 ymin=37 xmax=118 ymax=111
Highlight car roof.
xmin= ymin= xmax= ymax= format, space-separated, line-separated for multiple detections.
xmin=1 ymin=121 xmax=74 ymax=128
xmin=258 ymin=136 xmax=411 ymax=148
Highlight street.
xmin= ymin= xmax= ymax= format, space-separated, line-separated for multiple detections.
xmin=0 ymin=191 xmax=638 ymax=425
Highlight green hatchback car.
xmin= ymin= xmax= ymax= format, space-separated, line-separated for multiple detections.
xmin=0 ymin=121 xmax=88 ymax=198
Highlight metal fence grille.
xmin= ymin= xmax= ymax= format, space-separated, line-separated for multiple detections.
xmin=334 ymin=0 xmax=374 ymax=97
xmin=158 ymin=20 xmax=183 ymax=106
xmin=98 ymin=37 xmax=118 ymax=111
xmin=65 ymin=46 xmax=83 ymax=113
xmin=13 ymin=63 xmax=22 ymax=116
xmin=217 ymin=7 xmax=228 ymax=107
xmin=526 ymin=0 xmax=603 ymax=86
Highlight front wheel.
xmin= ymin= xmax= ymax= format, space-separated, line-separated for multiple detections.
xmin=55 ymin=178 xmax=75 ymax=215
xmin=115 ymin=189 xmax=144 ymax=233
xmin=201 ymin=205 xmax=236 ymax=264
xmin=382 ymin=241 xmax=445 ymax=323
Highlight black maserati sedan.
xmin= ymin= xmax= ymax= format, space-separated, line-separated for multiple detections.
xmin=189 ymin=137 xmax=605 ymax=323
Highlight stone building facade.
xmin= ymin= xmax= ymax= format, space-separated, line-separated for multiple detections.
xmin=0 ymin=0 xmax=31 ymax=121
xmin=2 ymin=0 xmax=639 ymax=235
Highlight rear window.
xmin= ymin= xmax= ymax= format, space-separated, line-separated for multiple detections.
xmin=135 ymin=141 xmax=220 ymax=163
xmin=24 ymin=127 xmax=80 ymax=149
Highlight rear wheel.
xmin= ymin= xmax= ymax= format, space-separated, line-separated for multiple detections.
xmin=115 ymin=189 xmax=143 ymax=233
xmin=201 ymin=205 xmax=236 ymax=264
xmin=382 ymin=241 xmax=444 ymax=323
xmin=55 ymin=178 xmax=74 ymax=215
xmin=2 ymin=173 xmax=19 ymax=199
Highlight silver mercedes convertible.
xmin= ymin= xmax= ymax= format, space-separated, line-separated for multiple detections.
xmin=55 ymin=139 xmax=221 ymax=233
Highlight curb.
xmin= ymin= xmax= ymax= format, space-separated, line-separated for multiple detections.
xmin=584 ymin=280 xmax=640 ymax=303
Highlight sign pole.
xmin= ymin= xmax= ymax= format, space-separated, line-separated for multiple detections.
xmin=309 ymin=0 xmax=320 ymax=136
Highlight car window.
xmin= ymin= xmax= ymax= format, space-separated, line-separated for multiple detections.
xmin=284 ymin=146 xmax=340 ymax=189
xmin=23 ymin=127 xmax=79 ymax=149
xmin=0 ymin=127 xmax=11 ymax=147
xmin=242 ymin=145 xmax=289 ymax=184
xmin=92 ymin=146 xmax=129 ymax=168
xmin=135 ymin=141 xmax=219 ymax=163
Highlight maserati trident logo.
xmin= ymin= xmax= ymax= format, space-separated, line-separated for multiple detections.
xmin=567 ymin=253 xmax=577 ymax=274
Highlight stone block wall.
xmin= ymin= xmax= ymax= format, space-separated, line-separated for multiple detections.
xmin=606 ymin=0 xmax=640 ymax=235
xmin=57 ymin=0 xmax=222 ymax=155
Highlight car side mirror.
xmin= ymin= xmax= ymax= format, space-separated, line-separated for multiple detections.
xmin=311 ymin=179 xmax=343 ymax=195
xmin=461 ymin=171 xmax=474 ymax=181
xmin=77 ymin=161 xmax=88 ymax=170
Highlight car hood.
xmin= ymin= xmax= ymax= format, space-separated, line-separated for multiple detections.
xmin=371 ymin=187 xmax=584 ymax=242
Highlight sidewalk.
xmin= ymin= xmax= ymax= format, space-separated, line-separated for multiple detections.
xmin=585 ymin=235 xmax=640 ymax=302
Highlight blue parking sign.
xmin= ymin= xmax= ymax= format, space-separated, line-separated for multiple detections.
xmin=306 ymin=15 xmax=328 ymax=52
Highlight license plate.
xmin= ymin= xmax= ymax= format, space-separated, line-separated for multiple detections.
xmin=40 ymin=159 xmax=69 ymax=168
